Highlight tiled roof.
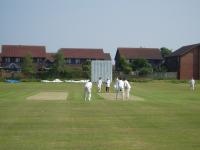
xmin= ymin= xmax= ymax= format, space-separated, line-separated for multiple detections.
xmin=58 ymin=48 xmax=107 ymax=59
xmin=116 ymin=47 xmax=163 ymax=60
xmin=1 ymin=45 xmax=46 ymax=57
xmin=169 ymin=43 xmax=200 ymax=57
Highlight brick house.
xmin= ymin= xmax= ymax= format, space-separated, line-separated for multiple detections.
xmin=165 ymin=43 xmax=200 ymax=80
xmin=58 ymin=48 xmax=111 ymax=67
xmin=115 ymin=47 xmax=163 ymax=71
xmin=1 ymin=45 xmax=46 ymax=71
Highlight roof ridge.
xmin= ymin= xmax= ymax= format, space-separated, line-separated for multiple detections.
xmin=170 ymin=43 xmax=200 ymax=57
xmin=59 ymin=48 xmax=103 ymax=50
xmin=2 ymin=45 xmax=45 ymax=47
xmin=117 ymin=47 xmax=159 ymax=49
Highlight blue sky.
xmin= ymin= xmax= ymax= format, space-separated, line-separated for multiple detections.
xmin=0 ymin=0 xmax=199 ymax=60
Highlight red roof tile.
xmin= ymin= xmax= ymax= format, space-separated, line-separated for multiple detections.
xmin=59 ymin=48 xmax=106 ymax=59
xmin=117 ymin=47 xmax=163 ymax=60
xmin=1 ymin=45 xmax=46 ymax=57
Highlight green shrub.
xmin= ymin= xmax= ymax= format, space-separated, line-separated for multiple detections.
xmin=21 ymin=78 xmax=40 ymax=82
xmin=128 ymin=78 xmax=153 ymax=82
xmin=139 ymin=67 xmax=153 ymax=76
xmin=168 ymin=80 xmax=188 ymax=84
xmin=123 ymin=66 xmax=132 ymax=74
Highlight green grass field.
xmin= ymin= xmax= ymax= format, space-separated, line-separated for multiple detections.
xmin=0 ymin=81 xmax=200 ymax=150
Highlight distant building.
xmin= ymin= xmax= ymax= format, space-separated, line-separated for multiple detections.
xmin=1 ymin=45 xmax=46 ymax=71
xmin=115 ymin=47 xmax=163 ymax=71
xmin=165 ymin=43 xmax=200 ymax=80
xmin=0 ymin=46 xmax=112 ymax=71
xmin=58 ymin=48 xmax=111 ymax=67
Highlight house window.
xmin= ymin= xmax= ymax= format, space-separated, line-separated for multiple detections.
xmin=5 ymin=58 xmax=10 ymax=63
xmin=32 ymin=58 xmax=36 ymax=63
xmin=66 ymin=59 xmax=71 ymax=64
xmin=8 ymin=63 xmax=19 ymax=69
xmin=75 ymin=59 xmax=80 ymax=64
xmin=127 ymin=59 xmax=131 ymax=63
xmin=15 ymin=58 xmax=20 ymax=63
xmin=37 ymin=58 xmax=42 ymax=63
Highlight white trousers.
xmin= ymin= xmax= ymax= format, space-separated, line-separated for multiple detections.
xmin=190 ymin=84 xmax=195 ymax=90
xmin=85 ymin=88 xmax=91 ymax=101
xmin=98 ymin=85 xmax=102 ymax=92
xmin=124 ymin=88 xmax=130 ymax=99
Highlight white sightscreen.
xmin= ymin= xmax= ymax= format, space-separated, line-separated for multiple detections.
xmin=91 ymin=60 xmax=112 ymax=82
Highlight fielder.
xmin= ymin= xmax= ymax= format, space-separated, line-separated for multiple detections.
xmin=84 ymin=80 xmax=93 ymax=101
xmin=115 ymin=77 xmax=125 ymax=100
xmin=124 ymin=78 xmax=131 ymax=99
xmin=106 ymin=78 xmax=111 ymax=93
xmin=189 ymin=78 xmax=195 ymax=91
xmin=97 ymin=77 xmax=103 ymax=92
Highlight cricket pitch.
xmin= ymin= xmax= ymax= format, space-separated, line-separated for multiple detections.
xmin=98 ymin=93 xmax=144 ymax=101
xmin=27 ymin=92 xmax=68 ymax=100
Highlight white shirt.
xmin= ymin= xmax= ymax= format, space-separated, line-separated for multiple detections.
xmin=114 ymin=79 xmax=119 ymax=90
xmin=124 ymin=80 xmax=131 ymax=89
xmin=190 ymin=79 xmax=195 ymax=85
xmin=106 ymin=79 xmax=111 ymax=87
xmin=118 ymin=80 xmax=124 ymax=89
xmin=85 ymin=81 xmax=92 ymax=90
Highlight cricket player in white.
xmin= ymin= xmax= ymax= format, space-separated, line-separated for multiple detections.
xmin=97 ymin=77 xmax=103 ymax=92
xmin=114 ymin=77 xmax=119 ymax=90
xmin=115 ymin=77 xmax=125 ymax=100
xmin=106 ymin=78 xmax=111 ymax=93
xmin=84 ymin=80 xmax=92 ymax=101
xmin=190 ymin=78 xmax=195 ymax=91
xmin=124 ymin=79 xmax=131 ymax=99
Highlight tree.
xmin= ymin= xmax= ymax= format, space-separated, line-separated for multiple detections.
xmin=131 ymin=58 xmax=153 ymax=75
xmin=21 ymin=54 xmax=36 ymax=77
xmin=118 ymin=56 xmax=132 ymax=74
xmin=131 ymin=58 xmax=151 ymax=71
xmin=82 ymin=60 xmax=91 ymax=78
xmin=82 ymin=60 xmax=91 ymax=71
xmin=52 ymin=52 xmax=65 ymax=77
xmin=138 ymin=67 xmax=153 ymax=76
xmin=160 ymin=47 xmax=172 ymax=58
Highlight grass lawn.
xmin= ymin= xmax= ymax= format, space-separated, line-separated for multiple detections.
xmin=0 ymin=81 xmax=200 ymax=150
